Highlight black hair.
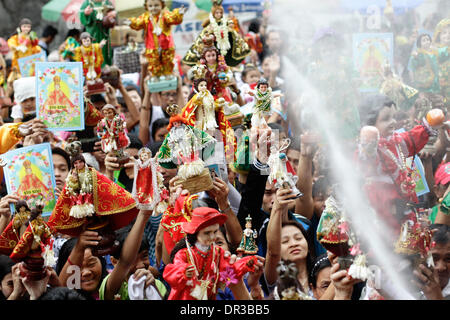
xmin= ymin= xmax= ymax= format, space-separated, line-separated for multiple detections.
xmin=151 ymin=118 xmax=170 ymax=141
xmin=248 ymin=18 xmax=261 ymax=34
xmin=66 ymin=29 xmax=81 ymax=39
xmin=52 ymin=147 xmax=71 ymax=169
xmin=89 ymin=94 xmax=106 ymax=104
xmin=0 ymin=255 xmax=15 ymax=282
xmin=416 ymin=33 xmax=432 ymax=48
xmin=281 ymin=220 xmax=316 ymax=277
xmin=312 ymin=176 xmax=330 ymax=198
xmin=111 ymin=224 xmax=149 ymax=260
xmin=127 ymin=134 xmax=143 ymax=150
xmin=288 ymin=137 xmax=300 ymax=152
xmin=257 ymin=78 xmax=269 ymax=89
xmin=309 ymin=253 xmax=331 ymax=287
xmin=432 ymin=224 xmax=450 ymax=244
xmin=169 ymin=233 xmax=198 ymax=263
xmin=55 ymin=238 xmax=108 ymax=292
xmin=37 ymin=287 xmax=87 ymax=300
xmin=188 ymin=78 xmax=207 ymax=101
xmin=70 ymin=154 xmax=86 ymax=170
xmin=359 ymin=94 xmax=396 ymax=127
xmin=19 ymin=18 xmax=32 ymax=27
xmin=241 ymin=64 xmax=259 ymax=81
xmin=124 ymin=84 xmax=141 ymax=97
xmin=42 ymin=25 xmax=58 ymax=38
xmin=149 ymin=141 xmax=163 ymax=156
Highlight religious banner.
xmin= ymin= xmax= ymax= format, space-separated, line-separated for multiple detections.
xmin=352 ymin=33 xmax=394 ymax=92
xmin=18 ymin=51 xmax=47 ymax=77
xmin=1 ymin=143 xmax=57 ymax=217
xmin=36 ymin=62 xmax=84 ymax=131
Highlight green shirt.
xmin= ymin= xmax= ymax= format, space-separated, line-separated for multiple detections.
xmin=98 ymin=273 xmax=168 ymax=300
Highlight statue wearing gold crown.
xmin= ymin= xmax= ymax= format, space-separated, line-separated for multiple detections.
xmin=183 ymin=0 xmax=250 ymax=67
xmin=125 ymin=0 xmax=186 ymax=90
xmin=181 ymin=65 xmax=236 ymax=163
xmin=158 ymin=105 xmax=217 ymax=194
xmin=47 ymin=141 xmax=139 ymax=256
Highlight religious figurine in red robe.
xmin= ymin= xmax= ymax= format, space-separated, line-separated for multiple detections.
xmin=126 ymin=0 xmax=186 ymax=82
xmin=357 ymin=95 xmax=447 ymax=234
xmin=163 ymin=207 xmax=258 ymax=300
xmin=47 ymin=141 xmax=139 ymax=256
xmin=96 ymin=104 xmax=130 ymax=164
xmin=0 ymin=201 xmax=54 ymax=280
xmin=131 ymin=147 xmax=168 ymax=211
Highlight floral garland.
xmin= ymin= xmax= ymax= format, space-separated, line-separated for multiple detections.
xmin=209 ymin=13 xmax=230 ymax=57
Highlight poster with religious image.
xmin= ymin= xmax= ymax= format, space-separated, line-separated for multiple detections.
xmin=352 ymin=33 xmax=394 ymax=92
xmin=17 ymin=51 xmax=47 ymax=77
xmin=35 ymin=62 xmax=84 ymax=131
xmin=1 ymin=143 xmax=57 ymax=216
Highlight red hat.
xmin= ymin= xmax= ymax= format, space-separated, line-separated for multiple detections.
xmin=181 ymin=207 xmax=227 ymax=235
xmin=435 ymin=162 xmax=450 ymax=186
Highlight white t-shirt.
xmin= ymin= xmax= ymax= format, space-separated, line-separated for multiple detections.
xmin=147 ymin=105 xmax=166 ymax=144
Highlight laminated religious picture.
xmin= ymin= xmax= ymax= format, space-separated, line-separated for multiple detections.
xmin=18 ymin=50 xmax=46 ymax=77
xmin=36 ymin=62 xmax=84 ymax=131
xmin=1 ymin=143 xmax=57 ymax=217
xmin=352 ymin=33 xmax=394 ymax=92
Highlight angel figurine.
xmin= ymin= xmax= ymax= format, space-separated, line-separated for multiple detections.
xmin=96 ymin=104 xmax=131 ymax=164
xmin=249 ymin=78 xmax=282 ymax=129
xmin=267 ymin=138 xmax=303 ymax=199
xmin=131 ymin=147 xmax=169 ymax=211
xmin=158 ymin=105 xmax=217 ymax=194
xmin=125 ymin=0 xmax=186 ymax=85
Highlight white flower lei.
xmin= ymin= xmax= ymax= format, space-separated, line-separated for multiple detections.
xmin=209 ymin=12 xmax=230 ymax=57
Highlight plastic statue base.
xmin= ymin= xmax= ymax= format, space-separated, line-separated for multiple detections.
xmin=113 ymin=149 xmax=130 ymax=168
xmin=147 ymin=77 xmax=178 ymax=93
xmin=225 ymin=112 xmax=244 ymax=127
xmin=19 ymin=256 xmax=46 ymax=281
xmin=86 ymin=79 xmax=106 ymax=96
xmin=177 ymin=168 xmax=214 ymax=195
xmin=86 ymin=219 xmax=119 ymax=257
xmin=337 ymin=255 xmax=354 ymax=270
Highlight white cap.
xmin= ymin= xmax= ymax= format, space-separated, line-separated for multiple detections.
xmin=13 ymin=76 xmax=35 ymax=103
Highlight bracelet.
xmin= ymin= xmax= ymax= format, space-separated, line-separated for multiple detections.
xmin=67 ymin=256 xmax=75 ymax=266
xmin=219 ymin=204 xmax=232 ymax=213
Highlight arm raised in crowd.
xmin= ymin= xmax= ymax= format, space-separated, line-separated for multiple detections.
xmin=237 ymin=128 xmax=272 ymax=231
xmin=138 ymin=76 xmax=152 ymax=146
xmin=294 ymin=132 xmax=318 ymax=221
xmin=103 ymin=209 xmax=152 ymax=300
xmin=264 ymin=188 xmax=295 ymax=286
xmin=208 ymin=177 xmax=242 ymax=248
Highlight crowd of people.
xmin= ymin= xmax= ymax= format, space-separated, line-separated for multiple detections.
xmin=0 ymin=0 xmax=449 ymax=302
